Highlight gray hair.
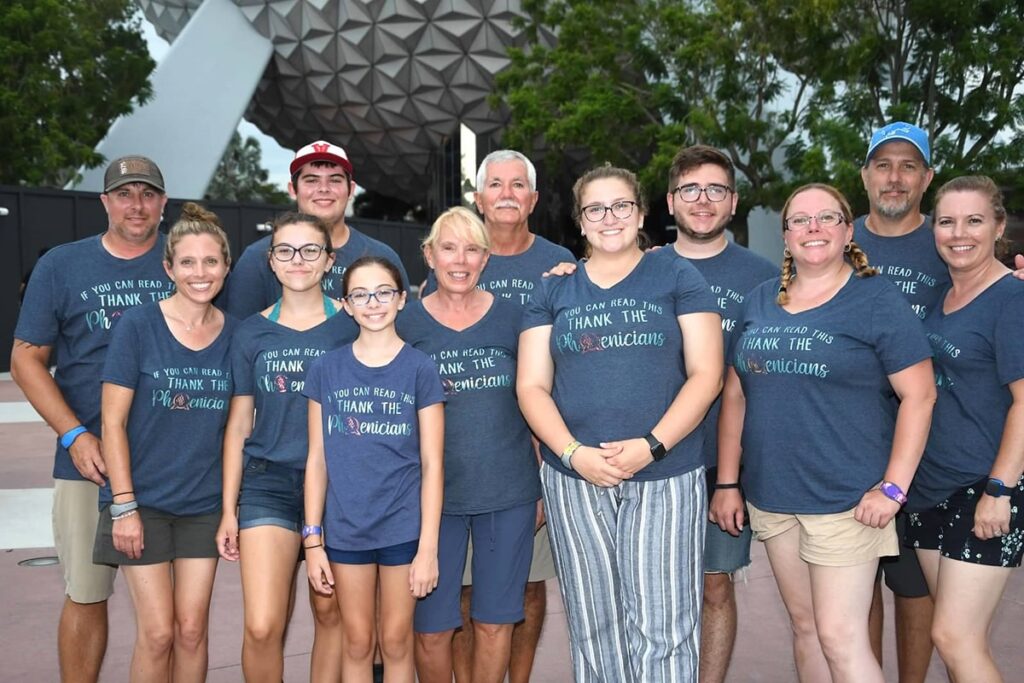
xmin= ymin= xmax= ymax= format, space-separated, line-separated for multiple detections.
xmin=475 ymin=150 xmax=537 ymax=192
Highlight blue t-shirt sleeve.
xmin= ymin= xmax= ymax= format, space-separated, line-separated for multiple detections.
xmin=520 ymin=278 xmax=556 ymax=330
xmin=415 ymin=355 xmax=446 ymax=409
xmin=869 ymin=282 xmax=932 ymax=374
xmin=14 ymin=251 xmax=60 ymax=345
xmin=101 ymin=312 xmax=142 ymax=389
xmin=304 ymin=356 xmax=324 ymax=404
xmin=995 ymin=291 xmax=1024 ymax=386
xmin=230 ymin=323 xmax=256 ymax=396
xmin=671 ymin=259 xmax=718 ymax=316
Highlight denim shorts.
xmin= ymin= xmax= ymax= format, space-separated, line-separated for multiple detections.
xmin=704 ymin=467 xmax=752 ymax=573
xmin=237 ymin=457 xmax=304 ymax=533
xmin=326 ymin=539 xmax=419 ymax=566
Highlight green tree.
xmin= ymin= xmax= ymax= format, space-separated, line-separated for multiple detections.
xmin=205 ymin=132 xmax=289 ymax=204
xmin=0 ymin=0 xmax=154 ymax=186
xmin=492 ymin=0 xmax=818 ymax=242
xmin=791 ymin=0 xmax=1024 ymax=214
xmin=492 ymin=0 xmax=1024 ymax=235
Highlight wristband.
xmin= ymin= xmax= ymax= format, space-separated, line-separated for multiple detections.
xmin=879 ymin=481 xmax=907 ymax=506
xmin=714 ymin=482 xmax=741 ymax=490
xmin=303 ymin=543 xmax=323 ymax=550
xmin=60 ymin=426 xmax=89 ymax=450
xmin=301 ymin=525 xmax=323 ymax=539
xmin=109 ymin=499 xmax=139 ymax=518
xmin=560 ymin=440 xmax=582 ymax=470
xmin=112 ymin=509 xmax=138 ymax=522
xmin=985 ymin=478 xmax=1011 ymax=498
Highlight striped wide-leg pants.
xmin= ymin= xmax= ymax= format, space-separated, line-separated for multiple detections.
xmin=541 ymin=464 xmax=706 ymax=682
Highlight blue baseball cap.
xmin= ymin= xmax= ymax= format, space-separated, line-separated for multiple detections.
xmin=865 ymin=122 xmax=930 ymax=166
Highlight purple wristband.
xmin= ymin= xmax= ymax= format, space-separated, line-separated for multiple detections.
xmin=879 ymin=481 xmax=907 ymax=506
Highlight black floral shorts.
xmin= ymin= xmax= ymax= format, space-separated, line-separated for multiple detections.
xmin=905 ymin=476 xmax=1024 ymax=568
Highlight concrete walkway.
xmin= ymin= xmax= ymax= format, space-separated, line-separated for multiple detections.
xmin=2 ymin=377 xmax=1021 ymax=681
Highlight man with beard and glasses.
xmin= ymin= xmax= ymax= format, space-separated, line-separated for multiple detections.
xmin=654 ymin=145 xmax=776 ymax=683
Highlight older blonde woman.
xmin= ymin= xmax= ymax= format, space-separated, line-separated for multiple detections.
xmin=400 ymin=207 xmax=541 ymax=683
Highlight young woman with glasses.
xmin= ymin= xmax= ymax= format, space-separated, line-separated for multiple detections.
xmin=303 ymin=255 xmax=445 ymax=681
xmin=217 ymin=211 xmax=351 ymax=682
xmin=710 ymin=183 xmax=935 ymax=683
xmin=517 ymin=164 xmax=724 ymax=681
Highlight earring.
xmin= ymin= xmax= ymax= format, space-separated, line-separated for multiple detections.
xmin=844 ymin=242 xmax=852 ymax=253
xmin=783 ymin=247 xmax=792 ymax=258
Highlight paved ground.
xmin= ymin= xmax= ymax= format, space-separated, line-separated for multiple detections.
xmin=2 ymin=374 xmax=1021 ymax=681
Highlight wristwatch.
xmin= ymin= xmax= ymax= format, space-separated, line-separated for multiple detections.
xmin=644 ymin=433 xmax=667 ymax=462
xmin=985 ymin=478 xmax=1011 ymax=498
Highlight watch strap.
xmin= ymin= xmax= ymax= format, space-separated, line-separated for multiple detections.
xmin=644 ymin=433 xmax=667 ymax=461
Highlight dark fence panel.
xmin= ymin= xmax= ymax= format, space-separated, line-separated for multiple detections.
xmin=0 ymin=185 xmax=428 ymax=372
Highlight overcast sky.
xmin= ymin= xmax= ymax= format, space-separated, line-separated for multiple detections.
xmin=140 ymin=16 xmax=294 ymax=192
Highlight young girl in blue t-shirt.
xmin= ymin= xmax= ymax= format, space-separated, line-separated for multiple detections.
xmin=216 ymin=212 xmax=350 ymax=682
xmin=303 ymin=255 xmax=445 ymax=681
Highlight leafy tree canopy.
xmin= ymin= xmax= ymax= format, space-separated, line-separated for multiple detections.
xmin=205 ymin=132 xmax=290 ymax=205
xmin=492 ymin=0 xmax=1024 ymax=238
xmin=0 ymin=0 xmax=154 ymax=186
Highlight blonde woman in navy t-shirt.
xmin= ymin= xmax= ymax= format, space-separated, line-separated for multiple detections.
xmin=94 ymin=204 xmax=236 ymax=681
xmin=518 ymin=165 xmax=723 ymax=681
xmin=711 ymin=184 xmax=935 ymax=683
xmin=905 ymin=176 xmax=1024 ymax=683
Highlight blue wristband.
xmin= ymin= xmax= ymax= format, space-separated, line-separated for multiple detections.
xmin=60 ymin=426 xmax=89 ymax=450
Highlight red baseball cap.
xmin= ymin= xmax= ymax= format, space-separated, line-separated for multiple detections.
xmin=290 ymin=140 xmax=354 ymax=179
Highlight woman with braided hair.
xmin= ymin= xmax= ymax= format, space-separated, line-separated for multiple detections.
xmin=710 ymin=183 xmax=936 ymax=683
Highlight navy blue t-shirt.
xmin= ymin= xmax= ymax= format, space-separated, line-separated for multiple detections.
xmin=223 ymin=228 xmax=409 ymax=321
xmin=100 ymin=303 xmax=237 ymax=515
xmin=231 ymin=311 xmax=355 ymax=469
xmin=522 ymin=253 xmax=719 ymax=481
xmin=909 ymin=275 xmax=1024 ymax=510
xmin=304 ymin=344 xmax=445 ymax=551
xmin=14 ymin=234 xmax=174 ymax=480
xmin=652 ymin=242 xmax=777 ymax=469
xmin=422 ymin=234 xmax=574 ymax=304
xmin=399 ymin=298 xmax=540 ymax=514
xmin=728 ymin=274 xmax=931 ymax=513
xmin=853 ymin=216 xmax=950 ymax=319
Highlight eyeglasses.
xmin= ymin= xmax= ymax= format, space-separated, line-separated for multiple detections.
xmin=784 ymin=211 xmax=847 ymax=231
xmin=345 ymin=288 xmax=401 ymax=307
xmin=581 ymin=200 xmax=637 ymax=222
xmin=270 ymin=243 xmax=328 ymax=262
xmin=672 ymin=183 xmax=732 ymax=203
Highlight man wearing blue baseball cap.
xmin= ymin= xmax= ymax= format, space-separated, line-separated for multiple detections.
xmin=856 ymin=121 xmax=942 ymax=683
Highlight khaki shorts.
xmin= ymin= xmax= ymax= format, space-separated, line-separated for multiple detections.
xmin=52 ymin=479 xmax=116 ymax=604
xmin=747 ymin=501 xmax=898 ymax=567
xmin=463 ymin=522 xmax=556 ymax=585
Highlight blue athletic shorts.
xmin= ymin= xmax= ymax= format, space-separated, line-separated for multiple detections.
xmin=237 ymin=457 xmax=304 ymax=533
xmin=326 ymin=538 xmax=419 ymax=566
xmin=414 ymin=501 xmax=536 ymax=633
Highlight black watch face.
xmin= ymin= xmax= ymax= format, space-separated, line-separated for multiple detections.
xmin=986 ymin=480 xmax=1005 ymax=497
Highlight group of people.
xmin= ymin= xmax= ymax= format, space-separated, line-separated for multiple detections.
xmin=11 ymin=122 xmax=1023 ymax=683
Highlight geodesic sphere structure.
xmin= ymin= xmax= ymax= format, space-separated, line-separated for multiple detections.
xmin=139 ymin=0 xmax=549 ymax=202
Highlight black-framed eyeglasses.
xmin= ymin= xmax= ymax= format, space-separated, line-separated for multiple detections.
xmin=270 ymin=243 xmax=328 ymax=262
xmin=345 ymin=288 xmax=401 ymax=307
xmin=671 ymin=183 xmax=732 ymax=203
xmin=581 ymin=200 xmax=637 ymax=222
xmin=784 ymin=211 xmax=847 ymax=231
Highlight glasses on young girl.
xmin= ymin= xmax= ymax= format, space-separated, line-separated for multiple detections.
xmin=345 ymin=288 xmax=400 ymax=306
